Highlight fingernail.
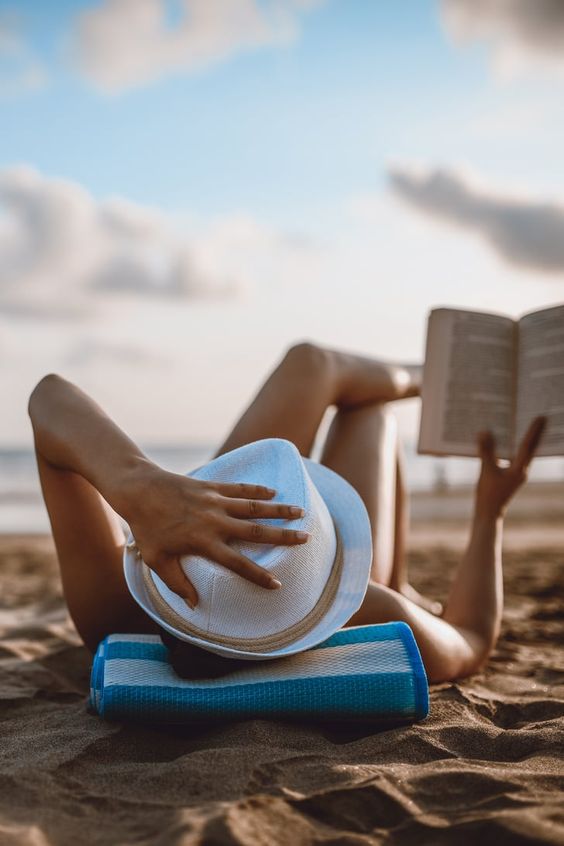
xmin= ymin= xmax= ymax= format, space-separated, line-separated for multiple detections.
xmin=185 ymin=597 xmax=197 ymax=610
xmin=290 ymin=506 xmax=304 ymax=517
xmin=269 ymin=577 xmax=282 ymax=589
xmin=296 ymin=531 xmax=309 ymax=541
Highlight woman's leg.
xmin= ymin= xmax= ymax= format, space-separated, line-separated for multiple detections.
xmin=216 ymin=344 xmax=496 ymax=682
xmin=318 ymin=403 xmax=441 ymax=613
xmin=321 ymin=404 xmax=398 ymax=585
xmin=319 ymin=404 xmax=397 ymax=584
xmin=215 ymin=343 xmax=425 ymax=602
xmin=215 ymin=343 xmax=494 ymax=682
xmin=216 ymin=343 xmax=438 ymax=607
xmin=322 ymin=406 xmax=443 ymax=613
xmin=214 ymin=342 xmax=420 ymax=459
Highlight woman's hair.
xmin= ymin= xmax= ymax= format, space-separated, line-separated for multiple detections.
xmin=158 ymin=626 xmax=248 ymax=679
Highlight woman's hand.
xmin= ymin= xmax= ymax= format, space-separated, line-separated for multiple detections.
xmin=118 ymin=461 xmax=308 ymax=608
xmin=475 ymin=416 xmax=546 ymax=519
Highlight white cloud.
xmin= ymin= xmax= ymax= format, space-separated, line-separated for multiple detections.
xmin=0 ymin=166 xmax=240 ymax=321
xmin=441 ymin=0 xmax=564 ymax=79
xmin=0 ymin=165 xmax=333 ymax=446
xmin=0 ymin=11 xmax=46 ymax=96
xmin=187 ymin=211 xmax=322 ymax=297
xmin=64 ymin=337 xmax=169 ymax=367
xmin=70 ymin=0 xmax=324 ymax=93
xmin=389 ymin=164 xmax=564 ymax=273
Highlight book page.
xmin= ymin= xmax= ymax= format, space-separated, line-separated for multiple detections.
xmin=516 ymin=304 xmax=564 ymax=456
xmin=418 ymin=308 xmax=516 ymax=458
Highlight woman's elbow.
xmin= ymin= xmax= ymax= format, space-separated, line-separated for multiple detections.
xmin=28 ymin=373 xmax=63 ymax=420
xmin=427 ymin=635 xmax=494 ymax=684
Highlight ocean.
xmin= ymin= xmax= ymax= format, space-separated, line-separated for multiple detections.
xmin=1 ymin=444 xmax=562 ymax=534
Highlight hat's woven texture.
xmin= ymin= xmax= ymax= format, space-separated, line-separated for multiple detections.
xmin=89 ymin=623 xmax=430 ymax=724
xmin=145 ymin=439 xmax=341 ymax=643
xmin=142 ymin=527 xmax=343 ymax=651
xmin=124 ymin=437 xmax=373 ymax=659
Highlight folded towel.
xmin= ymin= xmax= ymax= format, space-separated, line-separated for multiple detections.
xmin=89 ymin=622 xmax=429 ymax=724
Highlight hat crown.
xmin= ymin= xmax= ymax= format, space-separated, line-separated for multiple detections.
xmin=149 ymin=438 xmax=338 ymax=643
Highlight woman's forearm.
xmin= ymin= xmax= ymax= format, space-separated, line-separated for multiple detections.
xmin=442 ymin=507 xmax=503 ymax=641
xmin=28 ymin=374 xmax=152 ymax=518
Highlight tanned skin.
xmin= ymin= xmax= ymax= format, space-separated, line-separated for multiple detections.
xmin=28 ymin=342 xmax=545 ymax=682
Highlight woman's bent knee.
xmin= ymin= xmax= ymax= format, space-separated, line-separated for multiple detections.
xmin=282 ymin=341 xmax=330 ymax=375
xmin=280 ymin=342 xmax=336 ymax=398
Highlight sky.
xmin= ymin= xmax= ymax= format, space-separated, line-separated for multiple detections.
xmin=2 ymin=0 xmax=564 ymax=450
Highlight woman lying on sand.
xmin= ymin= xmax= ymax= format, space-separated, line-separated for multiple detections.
xmin=28 ymin=343 xmax=545 ymax=683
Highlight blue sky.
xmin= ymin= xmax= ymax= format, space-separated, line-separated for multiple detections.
xmin=1 ymin=0 xmax=526 ymax=218
xmin=1 ymin=0 xmax=564 ymax=449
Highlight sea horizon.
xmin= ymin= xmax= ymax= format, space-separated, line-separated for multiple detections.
xmin=1 ymin=442 xmax=563 ymax=534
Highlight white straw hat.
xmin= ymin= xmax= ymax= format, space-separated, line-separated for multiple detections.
xmin=124 ymin=438 xmax=372 ymax=661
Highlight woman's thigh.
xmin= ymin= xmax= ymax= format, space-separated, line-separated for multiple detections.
xmin=214 ymin=343 xmax=335 ymax=458
xmin=319 ymin=404 xmax=399 ymax=585
xmin=36 ymin=452 xmax=158 ymax=651
xmin=215 ymin=352 xmax=401 ymax=585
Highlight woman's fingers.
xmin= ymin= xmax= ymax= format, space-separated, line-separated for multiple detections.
xmin=212 ymin=544 xmax=282 ymax=589
xmin=512 ymin=416 xmax=547 ymax=475
xmin=221 ymin=517 xmax=309 ymax=546
xmin=223 ymin=498 xmax=304 ymax=520
xmin=150 ymin=554 xmax=199 ymax=608
xmin=143 ymin=539 xmax=285 ymax=605
xmin=211 ymin=482 xmax=276 ymax=500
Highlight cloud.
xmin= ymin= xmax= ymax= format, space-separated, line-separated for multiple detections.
xmin=64 ymin=338 xmax=169 ymax=367
xmin=0 ymin=166 xmax=239 ymax=321
xmin=441 ymin=0 xmax=564 ymax=78
xmin=0 ymin=11 xmax=47 ymax=96
xmin=389 ymin=165 xmax=564 ymax=273
xmin=70 ymin=0 xmax=324 ymax=93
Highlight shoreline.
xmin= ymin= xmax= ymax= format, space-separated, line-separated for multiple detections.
xmin=2 ymin=527 xmax=563 ymax=551
xmin=2 ymin=478 xmax=561 ymax=550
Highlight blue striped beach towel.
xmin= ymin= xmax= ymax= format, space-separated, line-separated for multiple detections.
xmin=89 ymin=622 xmax=429 ymax=724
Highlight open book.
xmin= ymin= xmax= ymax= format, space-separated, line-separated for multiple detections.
xmin=418 ymin=304 xmax=564 ymax=459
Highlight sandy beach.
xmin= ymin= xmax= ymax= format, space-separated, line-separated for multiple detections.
xmin=1 ymin=484 xmax=563 ymax=845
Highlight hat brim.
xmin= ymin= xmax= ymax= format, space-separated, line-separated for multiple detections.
xmin=124 ymin=458 xmax=372 ymax=661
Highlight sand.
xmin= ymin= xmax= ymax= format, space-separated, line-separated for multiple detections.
xmin=1 ymin=487 xmax=563 ymax=845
